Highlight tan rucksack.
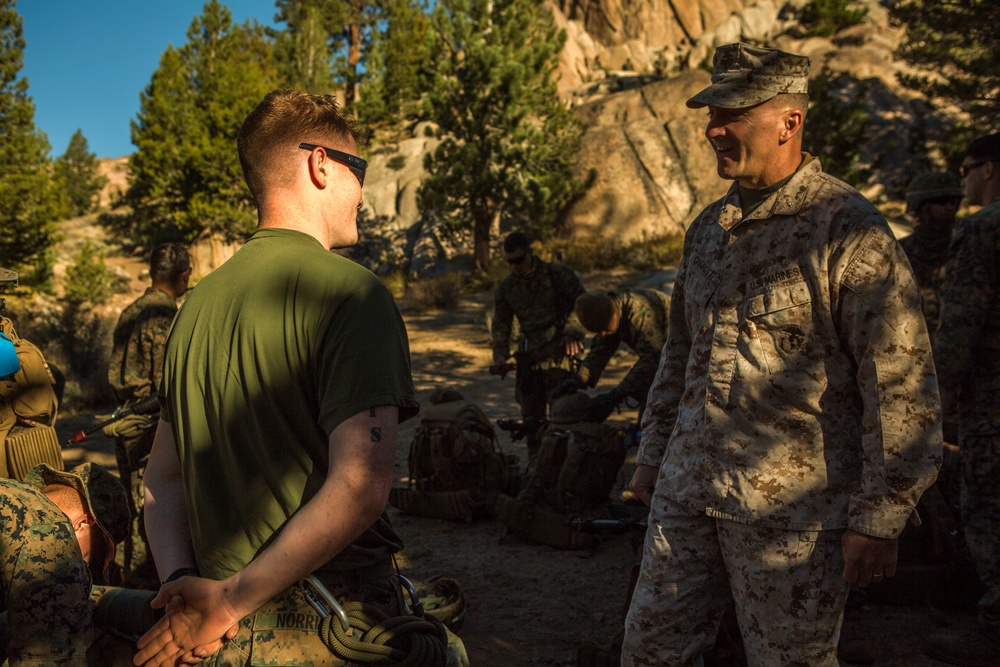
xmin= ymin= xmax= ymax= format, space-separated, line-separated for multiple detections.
xmin=0 ymin=316 xmax=62 ymax=480
xmin=494 ymin=393 xmax=625 ymax=549
xmin=389 ymin=389 xmax=508 ymax=522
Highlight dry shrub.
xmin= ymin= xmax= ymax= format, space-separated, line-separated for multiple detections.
xmin=379 ymin=269 xmax=409 ymax=299
xmin=406 ymin=273 xmax=464 ymax=312
xmin=539 ymin=233 xmax=685 ymax=272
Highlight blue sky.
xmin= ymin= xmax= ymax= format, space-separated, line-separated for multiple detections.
xmin=19 ymin=0 xmax=279 ymax=159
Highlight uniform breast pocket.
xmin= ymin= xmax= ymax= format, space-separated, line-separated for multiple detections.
xmin=744 ymin=281 xmax=818 ymax=375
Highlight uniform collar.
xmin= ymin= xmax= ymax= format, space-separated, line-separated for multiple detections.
xmin=716 ymin=156 xmax=822 ymax=232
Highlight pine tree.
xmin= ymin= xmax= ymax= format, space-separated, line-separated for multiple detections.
xmin=418 ymin=0 xmax=588 ymax=272
xmin=274 ymin=0 xmax=380 ymax=108
xmin=54 ymin=129 xmax=108 ymax=216
xmin=891 ymin=0 xmax=1000 ymax=134
xmin=124 ymin=0 xmax=277 ymax=246
xmin=358 ymin=0 xmax=434 ymax=126
xmin=0 ymin=0 xmax=63 ymax=280
xmin=273 ymin=0 xmax=341 ymax=93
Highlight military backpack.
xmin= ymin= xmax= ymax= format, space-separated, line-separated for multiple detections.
xmin=389 ymin=389 xmax=508 ymax=522
xmin=494 ymin=393 xmax=625 ymax=549
xmin=0 ymin=316 xmax=62 ymax=480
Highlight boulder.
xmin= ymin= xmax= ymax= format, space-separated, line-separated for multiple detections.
xmin=564 ymin=70 xmax=730 ymax=242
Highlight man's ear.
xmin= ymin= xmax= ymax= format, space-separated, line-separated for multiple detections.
xmin=305 ymin=148 xmax=329 ymax=189
xmin=779 ymin=108 xmax=804 ymax=144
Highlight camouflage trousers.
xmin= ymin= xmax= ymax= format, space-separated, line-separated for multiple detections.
xmin=200 ymin=573 xmax=404 ymax=666
xmin=622 ymin=498 xmax=848 ymax=667
xmin=515 ymin=364 xmax=573 ymax=456
xmin=960 ymin=433 xmax=1000 ymax=618
xmin=114 ymin=431 xmax=156 ymax=588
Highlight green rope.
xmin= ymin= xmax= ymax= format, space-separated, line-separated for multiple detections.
xmin=317 ymin=601 xmax=448 ymax=666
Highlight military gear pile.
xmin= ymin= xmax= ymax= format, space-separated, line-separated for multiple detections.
xmin=495 ymin=393 xmax=625 ymax=549
xmin=389 ymin=389 xmax=508 ymax=522
xmin=0 ymin=317 xmax=61 ymax=480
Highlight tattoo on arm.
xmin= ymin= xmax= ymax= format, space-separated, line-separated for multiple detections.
xmin=370 ymin=427 xmax=382 ymax=443
xmin=369 ymin=407 xmax=377 ymax=418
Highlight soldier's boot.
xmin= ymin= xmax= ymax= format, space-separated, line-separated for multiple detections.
xmin=837 ymin=616 xmax=875 ymax=664
xmin=925 ymin=623 xmax=1000 ymax=666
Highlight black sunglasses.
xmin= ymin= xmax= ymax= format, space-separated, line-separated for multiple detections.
xmin=299 ymin=142 xmax=367 ymax=186
xmin=507 ymin=254 xmax=528 ymax=266
xmin=924 ymin=195 xmax=962 ymax=207
xmin=960 ymin=160 xmax=990 ymax=178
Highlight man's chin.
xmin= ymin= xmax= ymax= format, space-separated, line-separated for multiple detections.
xmin=714 ymin=156 xmax=740 ymax=181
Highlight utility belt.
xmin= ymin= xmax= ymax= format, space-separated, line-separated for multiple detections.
xmin=310 ymin=558 xmax=398 ymax=586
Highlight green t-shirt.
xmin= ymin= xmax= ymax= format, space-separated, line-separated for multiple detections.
xmin=162 ymin=228 xmax=418 ymax=579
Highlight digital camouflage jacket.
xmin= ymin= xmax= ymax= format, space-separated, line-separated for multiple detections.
xmin=1 ymin=478 xmax=92 ymax=666
xmin=898 ymin=225 xmax=953 ymax=337
xmin=638 ymin=158 xmax=942 ymax=538
xmin=935 ymin=198 xmax=1000 ymax=435
xmin=108 ymin=287 xmax=177 ymax=404
xmin=492 ymin=259 xmax=585 ymax=367
xmin=579 ymin=288 xmax=670 ymax=404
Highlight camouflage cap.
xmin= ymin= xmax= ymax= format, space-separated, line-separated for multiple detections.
xmin=687 ymin=42 xmax=810 ymax=110
xmin=27 ymin=462 xmax=130 ymax=584
xmin=549 ymin=392 xmax=592 ymax=425
xmin=906 ymin=171 xmax=963 ymax=211
xmin=575 ymin=291 xmax=616 ymax=333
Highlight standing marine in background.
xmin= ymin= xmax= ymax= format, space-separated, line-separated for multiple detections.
xmin=568 ymin=288 xmax=670 ymax=423
xmin=925 ymin=133 xmax=1000 ymax=667
xmin=490 ymin=232 xmax=585 ymax=458
xmin=898 ymin=171 xmax=963 ymax=336
xmin=107 ymin=243 xmax=191 ymax=588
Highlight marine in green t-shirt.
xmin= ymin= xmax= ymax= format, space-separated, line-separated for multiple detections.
xmin=137 ymin=90 xmax=420 ymax=667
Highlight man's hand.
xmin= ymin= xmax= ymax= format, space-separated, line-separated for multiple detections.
xmin=489 ymin=362 xmax=511 ymax=378
xmin=841 ymin=529 xmax=898 ymax=588
xmin=629 ymin=464 xmax=658 ymax=507
xmin=561 ymin=334 xmax=584 ymax=357
xmin=133 ymin=577 xmax=241 ymax=667
xmin=552 ymin=374 xmax=586 ymax=400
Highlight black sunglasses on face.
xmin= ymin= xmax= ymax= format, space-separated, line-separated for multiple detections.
xmin=961 ymin=160 xmax=990 ymax=178
xmin=925 ymin=196 xmax=962 ymax=207
xmin=299 ymin=142 xmax=367 ymax=186
xmin=507 ymin=254 xmax=528 ymax=266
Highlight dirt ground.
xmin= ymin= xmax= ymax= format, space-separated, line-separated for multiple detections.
xmin=55 ymin=276 xmax=973 ymax=667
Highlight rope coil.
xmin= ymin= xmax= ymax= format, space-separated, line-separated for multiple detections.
xmin=317 ymin=600 xmax=448 ymax=667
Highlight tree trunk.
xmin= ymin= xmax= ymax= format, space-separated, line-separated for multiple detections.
xmin=345 ymin=22 xmax=360 ymax=105
xmin=473 ymin=213 xmax=492 ymax=272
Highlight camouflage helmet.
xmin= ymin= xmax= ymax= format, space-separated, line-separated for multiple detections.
xmin=27 ymin=462 xmax=130 ymax=584
xmin=687 ymin=42 xmax=810 ymax=110
xmin=575 ymin=291 xmax=616 ymax=333
xmin=905 ymin=171 xmax=963 ymax=212
xmin=549 ymin=392 xmax=592 ymax=425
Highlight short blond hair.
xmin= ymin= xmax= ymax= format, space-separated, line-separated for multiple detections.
xmin=237 ymin=89 xmax=366 ymax=204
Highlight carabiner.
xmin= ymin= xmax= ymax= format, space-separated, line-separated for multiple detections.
xmin=301 ymin=575 xmax=350 ymax=633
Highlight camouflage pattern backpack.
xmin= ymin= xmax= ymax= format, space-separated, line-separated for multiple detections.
xmin=0 ymin=316 xmax=62 ymax=480
xmin=389 ymin=388 xmax=508 ymax=521
xmin=494 ymin=393 xmax=625 ymax=549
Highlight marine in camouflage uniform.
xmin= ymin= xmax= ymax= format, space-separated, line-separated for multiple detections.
xmin=0 ymin=463 xmax=128 ymax=666
xmin=107 ymin=243 xmax=190 ymax=586
xmin=897 ymin=171 xmax=963 ymax=337
xmin=926 ymin=134 xmax=1000 ymax=666
xmin=622 ymin=43 xmax=942 ymax=667
xmin=492 ymin=232 xmax=585 ymax=453
xmin=573 ymin=288 xmax=670 ymax=422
